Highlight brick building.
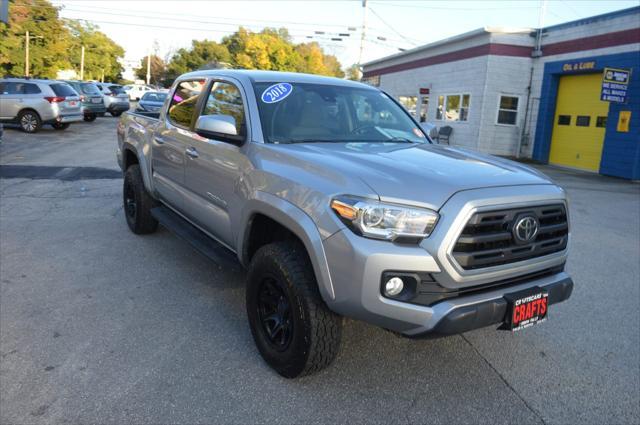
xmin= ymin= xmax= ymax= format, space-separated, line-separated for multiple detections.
xmin=362 ymin=7 xmax=640 ymax=179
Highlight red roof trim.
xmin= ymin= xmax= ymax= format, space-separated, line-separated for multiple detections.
xmin=542 ymin=28 xmax=640 ymax=56
xmin=363 ymin=28 xmax=639 ymax=78
xmin=363 ymin=43 xmax=530 ymax=78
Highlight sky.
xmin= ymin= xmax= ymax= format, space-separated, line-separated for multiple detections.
xmin=50 ymin=0 xmax=639 ymax=74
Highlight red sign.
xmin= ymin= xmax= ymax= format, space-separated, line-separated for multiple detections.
xmin=419 ymin=88 xmax=430 ymax=95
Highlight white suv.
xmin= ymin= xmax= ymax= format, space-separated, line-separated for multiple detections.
xmin=0 ymin=78 xmax=83 ymax=133
xmin=122 ymin=84 xmax=153 ymax=101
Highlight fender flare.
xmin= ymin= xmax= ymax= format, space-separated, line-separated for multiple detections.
xmin=121 ymin=142 xmax=155 ymax=195
xmin=238 ymin=191 xmax=336 ymax=302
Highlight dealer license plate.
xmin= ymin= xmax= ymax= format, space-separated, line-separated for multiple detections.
xmin=91 ymin=97 xmax=102 ymax=104
xmin=504 ymin=287 xmax=548 ymax=331
xmin=68 ymin=101 xmax=77 ymax=106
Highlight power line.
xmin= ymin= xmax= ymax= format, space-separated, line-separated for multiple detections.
xmin=370 ymin=1 xmax=539 ymax=11
xmin=367 ymin=6 xmax=418 ymax=46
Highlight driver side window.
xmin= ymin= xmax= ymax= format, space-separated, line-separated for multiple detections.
xmin=202 ymin=81 xmax=246 ymax=136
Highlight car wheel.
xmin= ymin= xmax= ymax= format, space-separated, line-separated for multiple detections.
xmin=246 ymin=241 xmax=342 ymax=378
xmin=18 ymin=110 xmax=42 ymax=133
xmin=83 ymin=114 xmax=97 ymax=122
xmin=123 ymin=164 xmax=158 ymax=234
xmin=52 ymin=122 xmax=70 ymax=130
xmin=110 ymin=111 xmax=123 ymax=117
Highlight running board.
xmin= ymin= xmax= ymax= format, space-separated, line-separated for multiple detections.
xmin=151 ymin=206 xmax=241 ymax=272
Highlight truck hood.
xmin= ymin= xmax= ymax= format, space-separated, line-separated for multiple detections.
xmin=272 ymin=142 xmax=553 ymax=210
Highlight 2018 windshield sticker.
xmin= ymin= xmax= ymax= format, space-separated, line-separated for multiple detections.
xmin=261 ymin=83 xmax=293 ymax=104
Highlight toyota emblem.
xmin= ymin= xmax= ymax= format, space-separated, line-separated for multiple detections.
xmin=514 ymin=215 xmax=539 ymax=243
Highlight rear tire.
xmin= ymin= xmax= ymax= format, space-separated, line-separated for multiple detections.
xmin=52 ymin=122 xmax=70 ymax=130
xmin=123 ymin=164 xmax=158 ymax=234
xmin=246 ymin=241 xmax=342 ymax=378
xmin=83 ymin=114 xmax=97 ymax=122
xmin=18 ymin=110 xmax=42 ymax=133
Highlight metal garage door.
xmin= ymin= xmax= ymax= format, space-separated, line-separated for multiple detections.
xmin=549 ymin=73 xmax=609 ymax=172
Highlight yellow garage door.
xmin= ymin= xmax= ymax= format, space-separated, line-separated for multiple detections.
xmin=549 ymin=73 xmax=610 ymax=172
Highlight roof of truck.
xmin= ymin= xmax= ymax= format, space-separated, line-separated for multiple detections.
xmin=179 ymin=69 xmax=376 ymax=90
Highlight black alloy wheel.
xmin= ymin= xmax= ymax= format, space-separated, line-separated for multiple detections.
xmin=257 ymin=276 xmax=293 ymax=351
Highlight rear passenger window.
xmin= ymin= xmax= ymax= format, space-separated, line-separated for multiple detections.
xmin=168 ymin=80 xmax=205 ymax=128
xmin=202 ymin=81 xmax=246 ymax=136
xmin=557 ymin=115 xmax=571 ymax=126
xmin=24 ymin=83 xmax=41 ymax=94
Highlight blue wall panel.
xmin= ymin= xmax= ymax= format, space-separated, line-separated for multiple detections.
xmin=533 ymin=51 xmax=640 ymax=179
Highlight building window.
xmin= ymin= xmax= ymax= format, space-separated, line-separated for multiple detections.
xmin=558 ymin=115 xmax=571 ymax=125
xmin=436 ymin=94 xmax=470 ymax=121
xmin=596 ymin=116 xmax=607 ymax=128
xmin=397 ymin=96 xmax=417 ymax=117
xmin=436 ymin=95 xmax=444 ymax=120
xmin=576 ymin=116 xmax=591 ymax=127
xmin=497 ymin=95 xmax=519 ymax=125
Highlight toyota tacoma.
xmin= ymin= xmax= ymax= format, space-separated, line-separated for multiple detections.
xmin=116 ymin=70 xmax=573 ymax=378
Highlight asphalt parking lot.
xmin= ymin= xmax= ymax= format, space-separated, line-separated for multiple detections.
xmin=1 ymin=117 xmax=639 ymax=424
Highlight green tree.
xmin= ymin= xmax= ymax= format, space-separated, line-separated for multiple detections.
xmin=166 ymin=39 xmax=230 ymax=82
xmin=134 ymin=55 xmax=165 ymax=85
xmin=66 ymin=20 xmax=124 ymax=81
xmin=346 ymin=64 xmax=361 ymax=81
xmin=0 ymin=0 xmax=72 ymax=78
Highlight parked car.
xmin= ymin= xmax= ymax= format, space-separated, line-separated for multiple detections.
xmin=117 ymin=70 xmax=573 ymax=378
xmin=95 ymin=83 xmax=130 ymax=117
xmin=0 ymin=78 xmax=82 ymax=132
xmin=135 ymin=91 xmax=167 ymax=113
xmin=63 ymin=80 xmax=106 ymax=122
xmin=122 ymin=84 xmax=153 ymax=101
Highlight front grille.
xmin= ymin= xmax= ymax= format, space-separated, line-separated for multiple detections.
xmin=452 ymin=204 xmax=568 ymax=270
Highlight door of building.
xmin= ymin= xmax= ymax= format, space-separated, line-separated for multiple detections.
xmin=549 ymin=73 xmax=609 ymax=172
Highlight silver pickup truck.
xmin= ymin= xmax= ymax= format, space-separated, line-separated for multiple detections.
xmin=116 ymin=70 xmax=573 ymax=378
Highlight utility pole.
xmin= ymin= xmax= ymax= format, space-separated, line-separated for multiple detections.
xmin=146 ymin=47 xmax=151 ymax=85
xmin=357 ymin=0 xmax=368 ymax=71
xmin=25 ymin=31 xmax=29 ymax=76
xmin=80 ymin=45 xmax=85 ymax=80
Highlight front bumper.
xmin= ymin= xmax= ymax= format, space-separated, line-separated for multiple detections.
xmin=321 ymin=184 xmax=572 ymax=335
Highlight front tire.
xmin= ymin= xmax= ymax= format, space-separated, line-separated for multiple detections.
xmin=52 ymin=122 xmax=70 ymax=130
xmin=83 ymin=114 xmax=97 ymax=122
xmin=246 ymin=242 xmax=342 ymax=378
xmin=123 ymin=164 xmax=158 ymax=234
xmin=18 ymin=110 xmax=42 ymax=133
xmin=110 ymin=111 xmax=123 ymax=117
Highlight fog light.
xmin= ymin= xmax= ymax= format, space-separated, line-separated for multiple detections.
xmin=385 ymin=277 xmax=404 ymax=296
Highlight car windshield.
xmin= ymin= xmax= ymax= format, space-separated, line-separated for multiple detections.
xmin=253 ymin=82 xmax=428 ymax=144
xmin=81 ymin=83 xmax=101 ymax=95
xmin=109 ymin=85 xmax=125 ymax=94
xmin=50 ymin=83 xmax=77 ymax=97
xmin=141 ymin=92 xmax=167 ymax=102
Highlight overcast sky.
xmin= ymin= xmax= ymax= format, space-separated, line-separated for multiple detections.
xmin=51 ymin=0 xmax=639 ymax=70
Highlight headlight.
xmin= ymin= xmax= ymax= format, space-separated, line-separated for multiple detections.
xmin=331 ymin=196 xmax=439 ymax=242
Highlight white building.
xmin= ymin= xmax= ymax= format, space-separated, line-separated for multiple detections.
xmin=362 ymin=7 xmax=640 ymax=179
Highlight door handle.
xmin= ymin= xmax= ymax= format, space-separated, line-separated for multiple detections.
xmin=186 ymin=147 xmax=199 ymax=159
xmin=154 ymin=136 xmax=166 ymax=145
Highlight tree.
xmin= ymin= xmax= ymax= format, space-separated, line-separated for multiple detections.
xmin=134 ymin=55 xmax=165 ymax=85
xmin=0 ymin=0 xmax=72 ymax=78
xmin=219 ymin=27 xmax=344 ymax=77
xmin=166 ymin=39 xmax=230 ymax=83
xmin=346 ymin=64 xmax=361 ymax=81
xmin=66 ymin=20 xmax=124 ymax=82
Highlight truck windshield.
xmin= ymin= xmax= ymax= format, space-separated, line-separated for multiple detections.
xmin=253 ymin=82 xmax=429 ymax=144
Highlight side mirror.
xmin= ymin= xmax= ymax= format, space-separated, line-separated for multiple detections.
xmin=195 ymin=114 xmax=242 ymax=143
